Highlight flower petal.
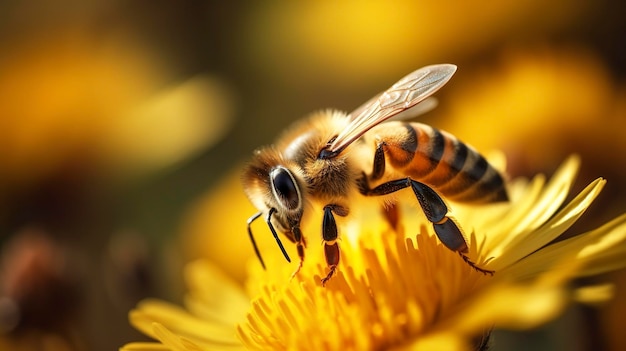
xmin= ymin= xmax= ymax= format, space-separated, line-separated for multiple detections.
xmin=487 ymin=155 xmax=580 ymax=259
xmin=130 ymin=299 xmax=240 ymax=346
xmin=183 ymin=260 xmax=249 ymax=325
xmin=491 ymin=177 xmax=606 ymax=270
xmin=504 ymin=213 xmax=626 ymax=281
xmin=152 ymin=322 xmax=196 ymax=351
xmin=440 ymin=281 xmax=568 ymax=333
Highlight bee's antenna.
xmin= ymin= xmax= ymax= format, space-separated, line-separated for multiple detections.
xmin=266 ymin=208 xmax=292 ymax=263
xmin=247 ymin=211 xmax=266 ymax=269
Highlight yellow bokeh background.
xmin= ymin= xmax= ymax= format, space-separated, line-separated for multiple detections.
xmin=0 ymin=1 xmax=625 ymax=350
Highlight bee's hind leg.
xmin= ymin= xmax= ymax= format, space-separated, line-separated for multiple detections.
xmin=430 ymin=213 xmax=494 ymax=275
xmin=360 ymin=177 xmax=494 ymax=275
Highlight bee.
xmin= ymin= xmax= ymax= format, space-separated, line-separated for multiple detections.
xmin=243 ymin=64 xmax=508 ymax=285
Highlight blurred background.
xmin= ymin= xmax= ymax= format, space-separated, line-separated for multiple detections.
xmin=0 ymin=1 xmax=625 ymax=350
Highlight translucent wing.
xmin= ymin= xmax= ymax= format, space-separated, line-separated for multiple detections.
xmin=325 ymin=64 xmax=457 ymax=156
xmin=388 ymin=96 xmax=439 ymax=122
xmin=350 ymin=95 xmax=440 ymax=124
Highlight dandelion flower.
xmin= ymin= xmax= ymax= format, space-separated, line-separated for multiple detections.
xmin=121 ymin=155 xmax=626 ymax=350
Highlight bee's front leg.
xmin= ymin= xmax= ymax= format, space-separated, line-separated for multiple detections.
xmin=289 ymin=226 xmax=307 ymax=281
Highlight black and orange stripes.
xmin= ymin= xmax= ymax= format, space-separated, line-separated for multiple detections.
xmin=366 ymin=121 xmax=507 ymax=204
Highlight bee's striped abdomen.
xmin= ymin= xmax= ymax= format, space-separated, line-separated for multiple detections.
xmin=367 ymin=122 xmax=508 ymax=203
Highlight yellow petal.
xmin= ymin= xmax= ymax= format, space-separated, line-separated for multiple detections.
xmin=487 ymin=155 xmax=580 ymax=262
xmin=492 ymin=176 xmax=605 ymax=270
xmin=506 ymin=213 xmax=626 ymax=280
xmin=442 ymin=282 xmax=567 ymax=333
xmin=152 ymin=322 xmax=192 ymax=351
xmin=183 ymin=260 xmax=249 ymax=325
xmin=131 ymin=299 xmax=239 ymax=345
xmin=468 ymin=174 xmax=545 ymax=249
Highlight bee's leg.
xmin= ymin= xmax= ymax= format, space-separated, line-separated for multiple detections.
xmin=266 ymin=208 xmax=291 ymax=263
xmin=370 ymin=140 xmax=403 ymax=230
xmin=320 ymin=204 xmax=348 ymax=286
xmin=407 ymin=182 xmax=495 ymax=276
xmin=361 ymin=178 xmax=494 ymax=275
xmin=370 ymin=139 xmax=387 ymax=181
xmin=290 ymin=226 xmax=307 ymax=280
xmin=247 ymin=211 xmax=266 ymax=269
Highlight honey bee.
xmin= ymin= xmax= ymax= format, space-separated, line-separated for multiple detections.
xmin=243 ymin=64 xmax=508 ymax=285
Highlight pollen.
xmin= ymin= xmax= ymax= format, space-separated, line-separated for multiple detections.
xmin=238 ymin=228 xmax=488 ymax=350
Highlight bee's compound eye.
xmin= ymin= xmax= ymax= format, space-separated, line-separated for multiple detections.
xmin=270 ymin=167 xmax=301 ymax=211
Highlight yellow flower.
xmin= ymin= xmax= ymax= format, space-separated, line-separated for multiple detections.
xmin=0 ymin=33 xmax=233 ymax=188
xmin=243 ymin=1 xmax=588 ymax=86
xmin=121 ymin=155 xmax=626 ymax=350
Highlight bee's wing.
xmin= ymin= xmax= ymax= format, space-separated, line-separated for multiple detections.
xmin=388 ymin=96 xmax=439 ymax=122
xmin=349 ymin=95 xmax=439 ymax=124
xmin=327 ymin=64 xmax=456 ymax=154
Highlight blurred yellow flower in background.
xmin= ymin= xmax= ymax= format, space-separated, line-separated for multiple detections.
xmin=0 ymin=26 xmax=234 ymax=351
xmin=244 ymin=0 xmax=590 ymax=86
xmin=124 ymin=156 xmax=626 ymax=350
xmin=438 ymin=47 xmax=621 ymax=176
xmin=0 ymin=31 xmax=234 ymax=191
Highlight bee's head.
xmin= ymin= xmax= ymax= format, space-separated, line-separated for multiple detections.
xmin=242 ymin=147 xmax=305 ymax=232
xmin=243 ymin=148 xmax=307 ymax=267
